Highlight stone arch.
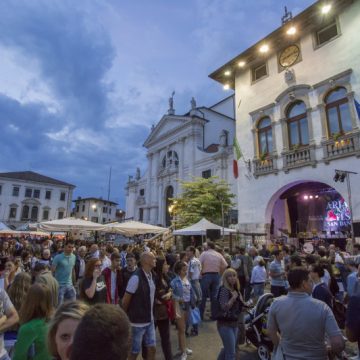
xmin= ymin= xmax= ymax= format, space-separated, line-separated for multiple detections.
xmin=265 ymin=180 xmax=350 ymax=238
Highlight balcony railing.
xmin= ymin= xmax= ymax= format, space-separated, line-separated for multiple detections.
xmin=253 ymin=155 xmax=278 ymax=178
xmin=322 ymin=131 xmax=360 ymax=163
xmin=282 ymin=145 xmax=316 ymax=172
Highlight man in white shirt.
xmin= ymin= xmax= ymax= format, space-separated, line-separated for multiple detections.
xmin=122 ymin=252 xmax=157 ymax=360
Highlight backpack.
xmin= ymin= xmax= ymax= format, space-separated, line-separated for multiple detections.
xmin=213 ymin=286 xmax=242 ymax=321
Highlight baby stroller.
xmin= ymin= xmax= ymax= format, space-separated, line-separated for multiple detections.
xmin=244 ymin=293 xmax=274 ymax=360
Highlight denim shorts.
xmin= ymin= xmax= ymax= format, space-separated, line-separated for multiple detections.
xmin=131 ymin=322 xmax=156 ymax=354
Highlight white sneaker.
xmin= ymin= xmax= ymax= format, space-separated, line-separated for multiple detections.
xmin=186 ymin=348 xmax=193 ymax=355
xmin=180 ymin=353 xmax=188 ymax=360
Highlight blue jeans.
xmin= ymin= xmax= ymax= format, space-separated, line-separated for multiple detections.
xmin=200 ymin=273 xmax=220 ymax=320
xmin=58 ymin=284 xmax=76 ymax=305
xmin=252 ymin=283 xmax=265 ymax=298
xmin=131 ymin=322 xmax=156 ymax=354
xmin=217 ymin=325 xmax=238 ymax=360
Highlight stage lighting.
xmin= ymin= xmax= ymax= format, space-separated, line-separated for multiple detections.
xmin=309 ymin=195 xmax=313 ymax=199
xmin=303 ymin=195 xmax=309 ymax=200
xmin=333 ymin=172 xmax=340 ymax=182
xmin=339 ymin=172 xmax=346 ymax=182
xmin=315 ymin=195 xmax=319 ymax=199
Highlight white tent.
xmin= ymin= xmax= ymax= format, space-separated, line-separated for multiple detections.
xmin=172 ymin=218 xmax=236 ymax=236
xmin=39 ymin=217 xmax=107 ymax=232
xmin=104 ymin=221 xmax=167 ymax=237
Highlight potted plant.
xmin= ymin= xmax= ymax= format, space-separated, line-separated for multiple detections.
xmin=292 ymin=144 xmax=300 ymax=152
xmin=332 ymin=132 xmax=342 ymax=141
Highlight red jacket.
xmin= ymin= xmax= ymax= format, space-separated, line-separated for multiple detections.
xmin=102 ymin=267 xmax=122 ymax=304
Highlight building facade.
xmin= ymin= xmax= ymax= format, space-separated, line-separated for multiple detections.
xmin=0 ymin=171 xmax=75 ymax=228
xmin=125 ymin=96 xmax=238 ymax=226
xmin=210 ymin=0 xmax=360 ymax=239
xmin=73 ymin=197 xmax=118 ymax=224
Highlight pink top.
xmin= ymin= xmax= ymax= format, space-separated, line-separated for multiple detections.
xmin=199 ymin=249 xmax=228 ymax=274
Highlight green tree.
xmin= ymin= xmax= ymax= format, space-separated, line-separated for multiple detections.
xmin=170 ymin=176 xmax=235 ymax=228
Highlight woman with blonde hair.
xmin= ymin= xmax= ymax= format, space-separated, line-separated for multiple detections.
xmin=7 ymin=272 xmax=32 ymax=313
xmin=5 ymin=272 xmax=32 ymax=344
xmin=4 ymin=261 xmax=17 ymax=290
xmin=216 ymin=268 xmax=244 ymax=360
xmin=48 ymin=301 xmax=89 ymax=360
xmin=13 ymin=283 xmax=53 ymax=360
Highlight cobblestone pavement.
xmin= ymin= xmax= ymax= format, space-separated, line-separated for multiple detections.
xmin=155 ymin=318 xmax=258 ymax=360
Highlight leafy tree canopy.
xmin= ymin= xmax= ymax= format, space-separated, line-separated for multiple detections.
xmin=170 ymin=176 xmax=235 ymax=228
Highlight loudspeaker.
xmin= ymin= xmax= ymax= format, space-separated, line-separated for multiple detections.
xmin=353 ymin=222 xmax=360 ymax=237
xmin=206 ymin=229 xmax=221 ymax=241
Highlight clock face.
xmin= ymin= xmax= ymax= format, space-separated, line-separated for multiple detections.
xmin=279 ymin=45 xmax=300 ymax=68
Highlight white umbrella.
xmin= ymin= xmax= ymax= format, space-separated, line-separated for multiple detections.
xmin=39 ymin=217 xmax=107 ymax=232
xmin=0 ymin=229 xmax=21 ymax=235
xmin=0 ymin=222 xmax=10 ymax=231
xmin=172 ymin=217 xmax=236 ymax=236
xmin=104 ymin=221 xmax=167 ymax=236
xmin=22 ymin=230 xmax=51 ymax=237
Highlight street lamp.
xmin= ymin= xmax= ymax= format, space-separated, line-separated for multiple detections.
xmin=87 ymin=204 xmax=97 ymax=222
xmin=168 ymin=201 xmax=177 ymax=229
xmin=215 ymin=194 xmax=225 ymax=240
xmin=333 ymin=169 xmax=358 ymax=250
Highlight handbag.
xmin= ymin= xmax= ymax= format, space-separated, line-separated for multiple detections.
xmin=189 ymin=307 xmax=201 ymax=325
xmin=165 ymin=299 xmax=175 ymax=321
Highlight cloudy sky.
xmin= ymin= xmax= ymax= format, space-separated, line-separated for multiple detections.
xmin=0 ymin=0 xmax=315 ymax=208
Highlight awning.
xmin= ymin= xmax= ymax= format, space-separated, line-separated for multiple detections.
xmin=173 ymin=218 xmax=236 ymax=236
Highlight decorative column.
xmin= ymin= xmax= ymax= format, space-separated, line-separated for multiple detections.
xmin=146 ymin=153 xmax=153 ymax=222
xmin=191 ymin=132 xmax=196 ymax=177
xmin=158 ymin=182 xmax=164 ymax=225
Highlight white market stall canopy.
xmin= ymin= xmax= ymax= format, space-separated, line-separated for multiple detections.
xmin=0 ymin=222 xmax=10 ymax=231
xmin=39 ymin=217 xmax=107 ymax=232
xmin=104 ymin=221 xmax=167 ymax=237
xmin=173 ymin=218 xmax=236 ymax=236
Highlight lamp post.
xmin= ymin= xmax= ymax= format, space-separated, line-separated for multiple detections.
xmin=215 ymin=194 xmax=225 ymax=240
xmin=168 ymin=201 xmax=176 ymax=229
xmin=333 ymin=169 xmax=358 ymax=250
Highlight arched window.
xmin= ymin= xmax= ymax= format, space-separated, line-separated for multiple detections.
xmin=162 ymin=151 xmax=179 ymax=169
xmin=286 ymin=101 xmax=309 ymax=148
xmin=257 ymin=117 xmax=273 ymax=155
xmin=325 ymin=87 xmax=352 ymax=136
xmin=31 ymin=206 xmax=38 ymax=221
xmin=21 ymin=205 xmax=29 ymax=220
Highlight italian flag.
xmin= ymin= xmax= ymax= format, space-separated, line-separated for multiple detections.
xmin=233 ymin=136 xmax=242 ymax=179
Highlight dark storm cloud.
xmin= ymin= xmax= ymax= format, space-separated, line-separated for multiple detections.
xmin=0 ymin=0 xmax=114 ymax=130
xmin=0 ymin=1 xmax=133 ymax=205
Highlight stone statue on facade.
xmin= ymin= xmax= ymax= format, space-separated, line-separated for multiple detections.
xmin=284 ymin=68 xmax=296 ymax=85
xmin=168 ymin=91 xmax=175 ymax=115
xmin=135 ymin=167 xmax=141 ymax=180
xmin=219 ymin=130 xmax=228 ymax=147
xmin=191 ymin=97 xmax=196 ymax=110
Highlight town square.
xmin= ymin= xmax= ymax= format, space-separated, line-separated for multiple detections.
xmin=0 ymin=0 xmax=360 ymax=359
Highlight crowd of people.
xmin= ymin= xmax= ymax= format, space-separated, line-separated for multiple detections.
xmin=0 ymin=235 xmax=358 ymax=360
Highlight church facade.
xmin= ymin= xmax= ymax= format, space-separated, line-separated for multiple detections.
xmin=125 ymin=96 xmax=238 ymax=226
